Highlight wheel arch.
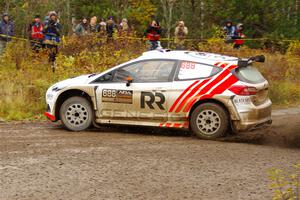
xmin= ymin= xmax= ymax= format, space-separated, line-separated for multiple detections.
xmin=188 ymin=98 xmax=231 ymax=125
xmin=54 ymin=89 xmax=94 ymax=120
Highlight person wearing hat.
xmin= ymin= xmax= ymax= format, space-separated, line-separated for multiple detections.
xmin=233 ymin=23 xmax=246 ymax=49
xmin=43 ymin=11 xmax=62 ymax=71
xmin=28 ymin=15 xmax=44 ymax=51
xmin=223 ymin=20 xmax=237 ymax=43
xmin=0 ymin=13 xmax=14 ymax=54
xmin=97 ymin=18 xmax=107 ymax=37
xmin=106 ymin=16 xmax=117 ymax=40
xmin=144 ymin=20 xmax=162 ymax=50
xmin=43 ymin=12 xmax=62 ymax=43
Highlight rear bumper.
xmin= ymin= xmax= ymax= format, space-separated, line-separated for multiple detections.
xmin=232 ymin=99 xmax=272 ymax=131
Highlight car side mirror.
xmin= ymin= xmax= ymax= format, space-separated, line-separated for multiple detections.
xmin=125 ymin=76 xmax=133 ymax=87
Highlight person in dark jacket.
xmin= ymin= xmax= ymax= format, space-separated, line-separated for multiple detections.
xmin=75 ymin=17 xmax=90 ymax=36
xmin=145 ymin=20 xmax=162 ymax=50
xmin=106 ymin=16 xmax=117 ymax=41
xmin=223 ymin=20 xmax=237 ymax=43
xmin=97 ymin=18 xmax=107 ymax=37
xmin=0 ymin=13 xmax=14 ymax=54
xmin=233 ymin=23 xmax=246 ymax=49
xmin=43 ymin=12 xmax=62 ymax=71
xmin=28 ymin=15 xmax=44 ymax=51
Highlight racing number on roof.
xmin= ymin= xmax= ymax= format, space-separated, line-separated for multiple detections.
xmin=141 ymin=92 xmax=165 ymax=110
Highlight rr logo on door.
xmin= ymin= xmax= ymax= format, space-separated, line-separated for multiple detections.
xmin=141 ymin=92 xmax=165 ymax=110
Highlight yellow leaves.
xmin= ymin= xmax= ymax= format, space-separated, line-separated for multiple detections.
xmin=268 ymin=164 xmax=300 ymax=200
xmin=128 ymin=0 xmax=157 ymax=27
xmin=22 ymin=2 xmax=29 ymax=9
xmin=287 ymin=41 xmax=300 ymax=56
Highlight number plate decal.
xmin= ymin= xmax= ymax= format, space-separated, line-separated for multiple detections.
xmin=102 ymin=89 xmax=133 ymax=104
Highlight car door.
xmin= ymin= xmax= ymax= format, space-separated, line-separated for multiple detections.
xmin=93 ymin=59 xmax=177 ymax=125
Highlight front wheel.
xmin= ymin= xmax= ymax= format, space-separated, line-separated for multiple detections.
xmin=60 ymin=96 xmax=93 ymax=131
xmin=190 ymin=103 xmax=229 ymax=139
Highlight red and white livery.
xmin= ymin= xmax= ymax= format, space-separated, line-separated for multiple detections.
xmin=45 ymin=50 xmax=272 ymax=139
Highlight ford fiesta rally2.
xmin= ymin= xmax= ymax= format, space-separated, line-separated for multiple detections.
xmin=45 ymin=50 xmax=272 ymax=139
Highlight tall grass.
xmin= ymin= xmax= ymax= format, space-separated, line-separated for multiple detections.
xmin=0 ymin=36 xmax=299 ymax=121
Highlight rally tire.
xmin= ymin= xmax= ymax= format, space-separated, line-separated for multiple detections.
xmin=60 ymin=96 xmax=93 ymax=131
xmin=190 ymin=103 xmax=229 ymax=139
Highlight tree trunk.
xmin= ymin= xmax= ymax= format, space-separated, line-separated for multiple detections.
xmin=160 ymin=0 xmax=176 ymax=48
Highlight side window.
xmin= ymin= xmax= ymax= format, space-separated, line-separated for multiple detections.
xmin=113 ymin=60 xmax=176 ymax=83
xmin=177 ymin=61 xmax=221 ymax=80
xmin=91 ymin=72 xmax=113 ymax=83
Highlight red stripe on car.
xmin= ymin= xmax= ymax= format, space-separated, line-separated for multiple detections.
xmin=169 ymin=80 xmax=199 ymax=112
xmin=179 ymin=67 xmax=231 ymax=113
xmin=174 ymin=79 xmax=211 ymax=113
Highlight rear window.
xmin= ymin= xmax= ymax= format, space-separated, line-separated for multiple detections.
xmin=234 ymin=65 xmax=265 ymax=83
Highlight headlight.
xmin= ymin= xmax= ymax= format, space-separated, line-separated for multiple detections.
xmin=52 ymin=85 xmax=66 ymax=92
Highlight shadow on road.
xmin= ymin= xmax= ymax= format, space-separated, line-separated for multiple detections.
xmin=88 ymin=124 xmax=300 ymax=148
xmin=50 ymin=114 xmax=300 ymax=149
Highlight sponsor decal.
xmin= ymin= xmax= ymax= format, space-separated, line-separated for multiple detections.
xmin=102 ymin=89 xmax=133 ymax=104
xmin=233 ymin=96 xmax=251 ymax=104
xmin=141 ymin=91 xmax=165 ymax=110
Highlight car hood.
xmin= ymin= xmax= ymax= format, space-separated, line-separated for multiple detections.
xmin=50 ymin=74 xmax=95 ymax=90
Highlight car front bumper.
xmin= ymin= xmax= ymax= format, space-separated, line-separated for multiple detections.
xmin=44 ymin=112 xmax=56 ymax=121
xmin=45 ymin=88 xmax=59 ymax=122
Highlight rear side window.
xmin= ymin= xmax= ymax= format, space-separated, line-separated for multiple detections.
xmin=234 ymin=65 xmax=265 ymax=83
xmin=177 ymin=61 xmax=221 ymax=80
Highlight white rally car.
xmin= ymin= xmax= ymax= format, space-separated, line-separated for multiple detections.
xmin=45 ymin=50 xmax=272 ymax=139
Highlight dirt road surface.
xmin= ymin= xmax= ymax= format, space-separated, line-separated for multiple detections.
xmin=0 ymin=108 xmax=300 ymax=200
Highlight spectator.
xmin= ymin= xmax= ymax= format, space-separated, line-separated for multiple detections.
xmin=28 ymin=15 xmax=44 ymax=51
xmin=145 ymin=20 xmax=162 ymax=50
xmin=234 ymin=23 xmax=246 ymax=49
xmin=0 ymin=13 xmax=14 ymax=54
xmin=119 ymin=18 xmax=129 ymax=35
xmin=75 ymin=17 xmax=90 ymax=36
xmin=174 ymin=20 xmax=188 ymax=50
xmin=44 ymin=11 xmax=56 ymax=25
xmin=43 ymin=12 xmax=62 ymax=71
xmin=106 ymin=16 xmax=117 ymax=40
xmin=90 ymin=16 xmax=98 ymax=33
xmin=97 ymin=18 xmax=107 ymax=37
xmin=223 ymin=20 xmax=237 ymax=43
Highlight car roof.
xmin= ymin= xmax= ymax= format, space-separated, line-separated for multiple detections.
xmin=137 ymin=50 xmax=239 ymax=65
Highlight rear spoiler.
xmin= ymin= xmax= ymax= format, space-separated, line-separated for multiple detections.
xmin=237 ymin=55 xmax=265 ymax=67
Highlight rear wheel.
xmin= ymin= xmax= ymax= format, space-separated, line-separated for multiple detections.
xmin=190 ymin=103 xmax=229 ymax=139
xmin=60 ymin=96 xmax=93 ymax=131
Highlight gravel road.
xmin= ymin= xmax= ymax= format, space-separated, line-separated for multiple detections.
xmin=0 ymin=108 xmax=299 ymax=200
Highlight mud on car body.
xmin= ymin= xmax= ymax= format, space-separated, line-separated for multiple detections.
xmin=45 ymin=50 xmax=272 ymax=139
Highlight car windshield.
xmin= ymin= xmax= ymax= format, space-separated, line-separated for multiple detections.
xmin=235 ymin=65 xmax=265 ymax=83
